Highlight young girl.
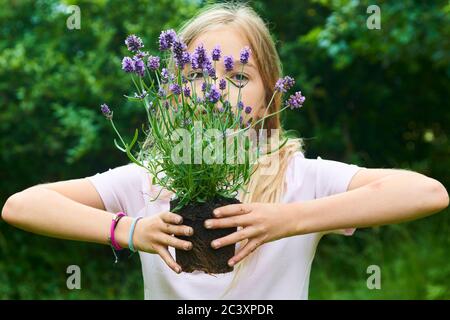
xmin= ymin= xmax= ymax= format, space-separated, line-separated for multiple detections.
xmin=2 ymin=3 xmax=448 ymax=300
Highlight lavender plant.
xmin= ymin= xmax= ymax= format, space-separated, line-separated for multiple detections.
xmin=100 ymin=31 xmax=305 ymax=211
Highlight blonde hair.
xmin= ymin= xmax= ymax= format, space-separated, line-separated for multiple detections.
xmin=143 ymin=1 xmax=305 ymax=297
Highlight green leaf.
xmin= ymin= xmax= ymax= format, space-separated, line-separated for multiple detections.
xmin=114 ymin=138 xmax=126 ymax=152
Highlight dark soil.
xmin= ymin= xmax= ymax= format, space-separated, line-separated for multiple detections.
xmin=170 ymin=196 xmax=241 ymax=274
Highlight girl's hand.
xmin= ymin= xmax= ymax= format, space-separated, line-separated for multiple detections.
xmin=204 ymin=203 xmax=295 ymax=267
xmin=133 ymin=211 xmax=194 ymax=273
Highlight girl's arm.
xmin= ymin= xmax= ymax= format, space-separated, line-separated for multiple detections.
xmin=1 ymin=185 xmax=194 ymax=273
xmin=1 ymin=186 xmax=132 ymax=246
xmin=204 ymin=170 xmax=449 ymax=266
xmin=288 ymin=170 xmax=449 ymax=234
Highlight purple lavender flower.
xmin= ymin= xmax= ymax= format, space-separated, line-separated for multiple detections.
xmin=100 ymin=103 xmax=110 ymax=114
xmin=133 ymin=56 xmax=145 ymax=77
xmin=204 ymin=64 xmax=216 ymax=79
xmin=224 ymin=55 xmax=234 ymax=72
xmin=183 ymin=86 xmax=191 ymax=98
xmin=285 ymin=91 xmax=306 ymax=109
xmin=100 ymin=103 xmax=113 ymax=119
xmin=181 ymin=51 xmax=191 ymax=67
xmin=237 ymin=101 xmax=244 ymax=109
xmin=122 ymin=57 xmax=135 ymax=73
xmin=191 ymin=43 xmax=208 ymax=70
xmin=219 ymin=78 xmax=226 ymax=90
xmin=181 ymin=75 xmax=188 ymax=84
xmin=244 ymin=106 xmax=252 ymax=114
xmin=169 ymin=83 xmax=182 ymax=95
xmin=125 ymin=35 xmax=144 ymax=52
xmin=134 ymin=51 xmax=148 ymax=60
xmin=172 ymin=38 xmax=187 ymax=54
xmin=172 ymin=38 xmax=189 ymax=68
xmin=205 ymin=85 xmax=221 ymax=103
xmin=147 ymin=56 xmax=160 ymax=70
xmin=274 ymin=79 xmax=284 ymax=92
xmin=158 ymin=87 xmax=166 ymax=97
xmin=134 ymin=90 xmax=148 ymax=99
xmin=275 ymin=76 xmax=295 ymax=93
xmin=196 ymin=97 xmax=204 ymax=104
xmin=159 ymin=29 xmax=177 ymax=51
xmin=201 ymin=82 xmax=207 ymax=92
xmin=161 ymin=68 xmax=169 ymax=83
xmin=200 ymin=56 xmax=215 ymax=79
xmin=211 ymin=45 xmax=221 ymax=61
xmin=240 ymin=46 xmax=251 ymax=64
xmin=218 ymin=107 xmax=224 ymax=113
xmin=284 ymin=76 xmax=295 ymax=90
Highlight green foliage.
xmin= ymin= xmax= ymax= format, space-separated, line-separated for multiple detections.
xmin=310 ymin=211 xmax=450 ymax=299
xmin=0 ymin=0 xmax=448 ymax=299
xmin=0 ymin=0 xmax=200 ymax=200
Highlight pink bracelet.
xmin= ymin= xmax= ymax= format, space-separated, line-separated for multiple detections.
xmin=109 ymin=212 xmax=127 ymax=251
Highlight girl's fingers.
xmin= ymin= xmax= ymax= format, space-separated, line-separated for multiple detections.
xmin=163 ymin=223 xmax=194 ymax=237
xmin=157 ymin=246 xmax=182 ymax=274
xmin=210 ymin=227 xmax=256 ymax=249
xmin=161 ymin=211 xmax=183 ymax=224
xmin=213 ymin=203 xmax=252 ymax=218
xmin=204 ymin=214 xmax=248 ymax=229
xmin=229 ymin=238 xmax=262 ymax=266
xmin=160 ymin=234 xmax=193 ymax=251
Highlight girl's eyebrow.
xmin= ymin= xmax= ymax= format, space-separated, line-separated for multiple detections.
xmin=233 ymin=60 xmax=257 ymax=70
xmin=185 ymin=61 xmax=257 ymax=72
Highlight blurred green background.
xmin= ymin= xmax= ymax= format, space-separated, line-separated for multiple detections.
xmin=0 ymin=0 xmax=448 ymax=299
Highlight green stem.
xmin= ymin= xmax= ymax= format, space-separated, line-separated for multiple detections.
xmin=109 ymin=118 xmax=126 ymax=147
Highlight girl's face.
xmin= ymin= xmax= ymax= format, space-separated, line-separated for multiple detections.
xmin=185 ymin=26 xmax=266 ymax=121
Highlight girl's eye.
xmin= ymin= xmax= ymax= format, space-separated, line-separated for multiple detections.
xmin=187 ymin=71 xmax=204 ymax=81
xmin=229 ymin=74 xmax=249 ymax=88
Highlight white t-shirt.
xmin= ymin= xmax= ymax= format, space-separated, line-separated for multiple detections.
xmin=86 ymin=152 xmax=364 ymax=299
